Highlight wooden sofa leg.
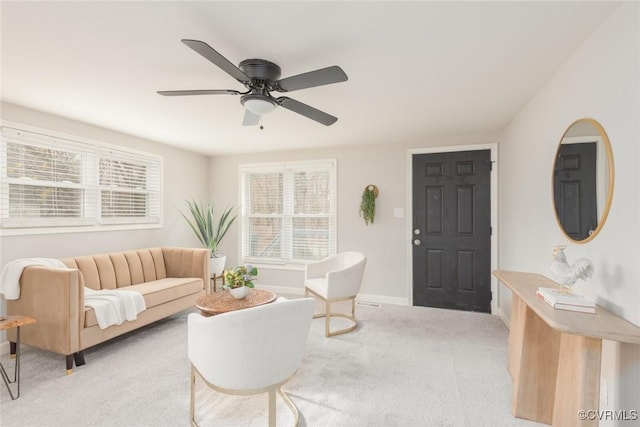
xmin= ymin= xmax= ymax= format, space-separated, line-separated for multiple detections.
xmin=66 ymin=355 xmax=74 ymax=375
xmin=65 ymin=352 xmax=85 ymax=374
xmin=10 ymin=342 xmax=16 ymax=359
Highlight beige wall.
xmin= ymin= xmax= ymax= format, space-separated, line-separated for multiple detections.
xmin=498 ymin=3 xmax=639 ymax=422
xmin=0 ymin=102 xmax=210 ymax=263
xmin=209 ymin=135 xmax=497 ymax=304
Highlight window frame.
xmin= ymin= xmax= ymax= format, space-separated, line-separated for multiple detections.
xmin=0 ymin=121 xmax=163 ymax=236
xmin=239 ymin=159 xmax=337 ymax=268
xmin=97 ymin=147 xmax=162 ymax=225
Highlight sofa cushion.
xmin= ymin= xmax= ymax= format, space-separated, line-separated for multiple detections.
xmin=123 ymin=251 xmax=145 ymax=284
xmin=110 ymin=253 xmax=132 ymax=287
xmin=83 ymin=277 xmax=203 ymax=328
xmin=72 ymin=256 xmax=102 ymax=291
xmin=131 ymin=278 xmax=203 ymax=308
xmin=62 ymin=248 xmax=170 ymax=291
xmin=150 ymin=248 xmax=167 ymax=279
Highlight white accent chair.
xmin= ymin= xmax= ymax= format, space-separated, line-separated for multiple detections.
xmin=187 ymin=297 xmax=315 ymax=427
xmin=304 ymin=252 xmax=367 ymax=337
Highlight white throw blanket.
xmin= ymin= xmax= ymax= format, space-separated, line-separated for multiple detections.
xmin=84 ymin=288 xmax=146 ymax=329
xmin=0 ymin=258 xmax=70 ymax=300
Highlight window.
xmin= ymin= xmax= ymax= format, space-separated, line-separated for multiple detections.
xmin=240 ymin=160 xmax=336 ymax=265
xmin=1 ymin=125 xmax=162 ymax=233
xmin=98 ymin=148 xmax=161 ymax=224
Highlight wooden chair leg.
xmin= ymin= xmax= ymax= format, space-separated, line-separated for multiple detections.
xmin=268 ymin=388 xmax=276 ymax=427
xmin=324 ymin=297 xmax=358 ymax=337
xmin=190 ymin=366 xmax=198 ymax=427
xmin=306 ymin=287 xmax=358 ymax=337
xmin=279 ymin=386 xmax=300 ymax=427
xmin=325 ymin=300 xmax=331 ymax=337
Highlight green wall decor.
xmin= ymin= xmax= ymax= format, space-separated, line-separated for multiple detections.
xmin=359 ymin=184 xmax=379 ymax=225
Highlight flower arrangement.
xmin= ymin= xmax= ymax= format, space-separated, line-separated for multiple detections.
xmin=222 ymin=264 xmax=258 ymax=289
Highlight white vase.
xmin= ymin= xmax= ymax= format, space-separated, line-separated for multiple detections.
xmin=229 ymin=286 xmax=249 ymax=299
xmin=210 ymin=255 xmax=226 ymax=277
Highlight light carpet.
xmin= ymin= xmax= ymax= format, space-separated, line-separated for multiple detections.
xmin=1 ymin=300 xmax=543 ymax=426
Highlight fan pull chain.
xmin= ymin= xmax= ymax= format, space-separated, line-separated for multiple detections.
xmin=260 ymin=116 xmax=264 ymax=130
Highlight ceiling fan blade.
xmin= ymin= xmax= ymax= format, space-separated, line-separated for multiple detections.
xmin=157 ymin=89 xmax=242 ymax=96
xmin=243 ymin=109 xmax=260 ymax=126
xmin=277 ymin=97 xmax=338 ymax=126
xmin=276 ymin=66 xmax=348 ymax=93
xmin=181 ymin=39 xmax=250 ymax=84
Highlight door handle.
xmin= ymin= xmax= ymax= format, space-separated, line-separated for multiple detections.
xmin=413 ymin=239 xmax=421 ymax=246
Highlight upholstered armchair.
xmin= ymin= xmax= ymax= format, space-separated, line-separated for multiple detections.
xmin=187 ymin=297 xmax=315 ymax=427
xmin=304 ymin=251 xmax=367 ymax=337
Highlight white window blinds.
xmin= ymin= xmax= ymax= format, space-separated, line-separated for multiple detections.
xmin=1 ymin=126 xmax=162 ymax=231
xmin=98 ymin=148 xmax=161 ymax=224
xmin=241 ymin=160 xmax=336 ymax=264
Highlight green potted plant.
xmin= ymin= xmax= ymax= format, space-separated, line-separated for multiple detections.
xmin=222 ymin=264 xmax=258 ymax=299
xmin=180 ymin=200 xmax=238 ymax=277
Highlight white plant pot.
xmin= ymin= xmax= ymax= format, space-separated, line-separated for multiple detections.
xmin=229 ymin=286 xmax=249 ymax=299
xmin=210 ymin=255 xmax=226 ymax=277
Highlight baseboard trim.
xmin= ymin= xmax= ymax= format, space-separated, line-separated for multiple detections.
xmin=257 ymin=284 xmax=409 ymax=306
xmin=356 ymin=293 xmax=408 ymax=306
xmin=498 ymin=308 xmax=510 ymax=329
xmin=257 ymin=284 xmax=306 ymax=296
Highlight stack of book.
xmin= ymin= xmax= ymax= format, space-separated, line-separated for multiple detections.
xmin=536 ymin=287 xmax=596 ymax=314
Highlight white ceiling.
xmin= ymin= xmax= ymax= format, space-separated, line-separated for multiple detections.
xmin=0 ymin=1 xmax=619 ymax=156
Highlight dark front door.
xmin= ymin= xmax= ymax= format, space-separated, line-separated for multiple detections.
xmin=412 ymin=150 xmax=491 ymax=312
xmin=553 ymin=142 xmax=597 ymax=241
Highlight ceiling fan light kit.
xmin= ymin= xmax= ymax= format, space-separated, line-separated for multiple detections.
xmin=241 ymin=94 xmax=277 ymax=115
xmin=158 ymin=39 xmax=348 ymax=126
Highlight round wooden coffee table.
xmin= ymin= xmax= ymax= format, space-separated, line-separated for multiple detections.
xmin=195 ymin=288 xmax=276 ymax=316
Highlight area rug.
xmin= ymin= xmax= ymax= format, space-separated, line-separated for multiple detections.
xmin=1 ymin=300 xmax=542 ymax=426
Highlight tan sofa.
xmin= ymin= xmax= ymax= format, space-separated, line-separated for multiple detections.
xmin=7 ymin=247 xmax=209 ymax=373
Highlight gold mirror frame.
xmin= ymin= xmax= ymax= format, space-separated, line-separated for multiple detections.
xmin=552 ymin=118 xmax=615 ymax=244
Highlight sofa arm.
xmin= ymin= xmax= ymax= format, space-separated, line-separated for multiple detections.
xmin=6 ymin=266 xmax=83 ymax=356
xmin=161 ymin=247 xmax=210 ymax=286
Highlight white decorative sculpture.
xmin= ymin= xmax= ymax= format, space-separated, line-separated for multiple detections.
xmin=550 ymin=245 xmax=594 ymax=293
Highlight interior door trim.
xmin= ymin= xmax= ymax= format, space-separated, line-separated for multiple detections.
xmin=407 ymin=143 xmax=499 ymax=315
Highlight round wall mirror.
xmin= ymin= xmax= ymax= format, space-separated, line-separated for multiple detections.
xmin=553 ymin=118 xmax=614 ymax=243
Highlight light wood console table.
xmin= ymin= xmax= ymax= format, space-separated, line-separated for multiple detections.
xmin=493 ymin=270 xmax=640 ymax=426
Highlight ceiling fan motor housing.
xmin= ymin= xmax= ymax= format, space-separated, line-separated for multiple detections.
xmin=239 ymin=59 xmax=281 ymax=88
xmin=239 ymin=59 xmax=282 ymax=113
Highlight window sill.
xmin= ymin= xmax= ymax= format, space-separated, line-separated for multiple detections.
xmin=248 ymin=263 xmax=306 ymax=272
xmin=0 ymin=223 xmax=163 ymax=237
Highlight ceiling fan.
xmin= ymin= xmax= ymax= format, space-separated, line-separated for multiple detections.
xmin=157 ymin=39 xmax=348 ymax=126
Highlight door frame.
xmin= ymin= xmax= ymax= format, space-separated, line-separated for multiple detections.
xmin=407 ymin=143 xmax=499 ymax=314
